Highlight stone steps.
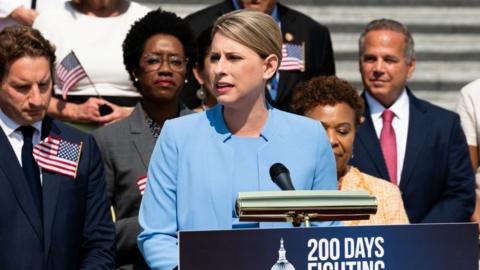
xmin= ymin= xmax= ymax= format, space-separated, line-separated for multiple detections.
xmin=139 ymin=0 xmax=480 ymax=7
xmin=297 ymin=6 xmax=480 ymax=27
xmin=334 ymin=33 xmax=480 ymax=52
xmin=337 ymin=61 xmax=480 ymax=88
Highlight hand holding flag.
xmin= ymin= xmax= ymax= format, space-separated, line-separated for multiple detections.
xmin=56 ymin=51 xmax=113 ymax=116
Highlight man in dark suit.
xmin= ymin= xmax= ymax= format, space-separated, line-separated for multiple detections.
xmin=184 ymin=0 xmax=335 ymax=112
xmin=350 ymin=18 xmax=475 ymax=223
xmin=0 ymin=25 xmax=115 ymax=269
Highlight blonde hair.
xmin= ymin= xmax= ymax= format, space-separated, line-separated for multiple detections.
xmin=212 ymin=10 xmax=282 ymax=65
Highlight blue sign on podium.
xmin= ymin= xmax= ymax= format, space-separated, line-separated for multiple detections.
xmin=179 ymin=223 xmax=478 ymax=270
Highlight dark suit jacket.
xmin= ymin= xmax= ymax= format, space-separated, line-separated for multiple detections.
xmin=93 ymin=104 xmax=154 ymax=270
xmin=184 ymin=0 xmax=335 ymax=111
xmin=92 ymin=104 xmax=191 ymax=270
xmin=350 ymin=89 xmax=475 ymax=223
xmin=0 ymin=117 xmax=115 ymax=270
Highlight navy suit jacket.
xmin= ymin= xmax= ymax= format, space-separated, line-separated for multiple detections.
xmin=183 ymin=0 xmax=335 ymax=111
xmin=350 ymin=89 xmax=475 ymax=223
xmin=0 ymin=117 xmax=115 ymax=269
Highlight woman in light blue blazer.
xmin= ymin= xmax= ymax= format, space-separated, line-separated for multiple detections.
xmin=138 ymin=10 xmax=338 ymax=270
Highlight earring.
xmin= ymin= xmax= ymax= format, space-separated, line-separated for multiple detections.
xmin=185 ymin=78 xmax=188 ymax=84
xmin=196 ymin=86 xmax=206 ymax=101
xmin=196 ymin=86 xmax=208 ymax=111
xmin=132 ymin=72 xmax=139 ymax=82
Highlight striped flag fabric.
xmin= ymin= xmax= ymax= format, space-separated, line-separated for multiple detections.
xmin=56 ymin=51 xmax=87 ymax=100
xmin=279 ymin=43 xmax=305 ymax=72
xmin=33 ymin=136 xmax=82 ymax=178
xmin=137 ymin=176 xmax=147 ymax=195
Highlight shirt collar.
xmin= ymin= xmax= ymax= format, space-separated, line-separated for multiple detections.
xmin=0 ymin=109 xmax=42 ymax=136
xmin=210 ymin=103 xmax=275 ymax=143
xmin=365 ymin=88 xmax=409 ymax=121
xmin=231 ymin=0 xmax=280 ymax=22
xmin=142 ymin=103 xmax=192 ymax=139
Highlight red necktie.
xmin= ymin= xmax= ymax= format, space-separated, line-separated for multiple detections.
xmin=380 ymin=109 xmax=397 ymax=185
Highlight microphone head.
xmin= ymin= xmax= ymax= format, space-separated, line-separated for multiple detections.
xmin=269 ymin=163 xmax=295 ymax=190
xmin=269 ymin=163 xmax=289 ymax=181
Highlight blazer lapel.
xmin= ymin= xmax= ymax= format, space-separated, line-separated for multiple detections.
xmin=355 ymin=98 xmax=390 ymax=180
xmin=40 ymin=117 xmax=63 ymax=261
xmin=130 ymin=105 xmax=155 ymax=169
xmin=399 ymin=90 xmax=429 ymax=190
xmin=0 ymin=126 xmax=43 ymax=240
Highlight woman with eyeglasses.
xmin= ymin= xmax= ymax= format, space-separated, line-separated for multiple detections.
xmin=92 ymin=9 xmax=194 ymax=270
xmin=138 ymin=10 xmax=337 ymax=270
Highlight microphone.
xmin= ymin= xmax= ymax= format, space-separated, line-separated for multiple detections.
xmin=269 ymin=163 xmax=295 ymax=191
xmin=269 ymin=163 xmax=300 ymax=227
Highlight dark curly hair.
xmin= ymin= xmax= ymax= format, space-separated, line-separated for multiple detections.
xmin=291 ymin=75 xmax=365 ymax=126
xmin=195 ymin=26 xmax=213 ymax=71
xmin=0 ymin=25 xmax=56 ymax=81
xmin=122 ymin=9 xmax=195 ymax=90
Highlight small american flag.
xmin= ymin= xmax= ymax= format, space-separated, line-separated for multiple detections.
xmin=137 ymin=176 xmax=147 ymax=195
xmin=56 ymin=51 xmax=87 ymax=100
xmin=279 ymin=43 xmax=305 ymax=72
xmin=33 ymin=136 xmax=82 ymax=178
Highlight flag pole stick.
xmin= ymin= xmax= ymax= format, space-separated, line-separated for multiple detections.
xmin=70 ymin=51 xmax=102 ymax=99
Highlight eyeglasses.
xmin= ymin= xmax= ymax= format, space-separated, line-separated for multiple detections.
xmin=141 ymin=53 xmax=188 ymax=72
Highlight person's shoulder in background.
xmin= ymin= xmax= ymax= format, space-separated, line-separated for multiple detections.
xmin=184 ymin=1 xmax=231 ymax=38
xmin=277 ymin=2 xmax=330 ymax=32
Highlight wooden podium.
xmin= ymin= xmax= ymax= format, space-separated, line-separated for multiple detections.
xmin=179 ymin=223 xmax=478 ymax=270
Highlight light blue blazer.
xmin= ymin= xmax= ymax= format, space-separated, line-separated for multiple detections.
xmin=138 ymin=105 xmax=337 ymax=270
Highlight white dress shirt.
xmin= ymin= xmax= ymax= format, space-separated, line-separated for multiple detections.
xmin=365 ymin=89 xmax=410 ymax=184
xmin=0 ymin=110 xmax=42 ymax=168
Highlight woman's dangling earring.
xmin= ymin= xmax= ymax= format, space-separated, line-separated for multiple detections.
xmin=132 ymin=72 xmax=139 ymax=82
xmin=196 ymin=86 xmax=206 ymax=100
xmin=196 ymin=86 xmax=207 ymax=111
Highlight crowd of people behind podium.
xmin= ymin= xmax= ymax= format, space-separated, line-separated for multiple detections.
xmin=0 ymin=0 xmax=478 ymax=269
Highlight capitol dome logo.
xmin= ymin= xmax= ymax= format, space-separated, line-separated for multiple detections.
xmin=271 ymin=238 xmax=296 ymax=270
